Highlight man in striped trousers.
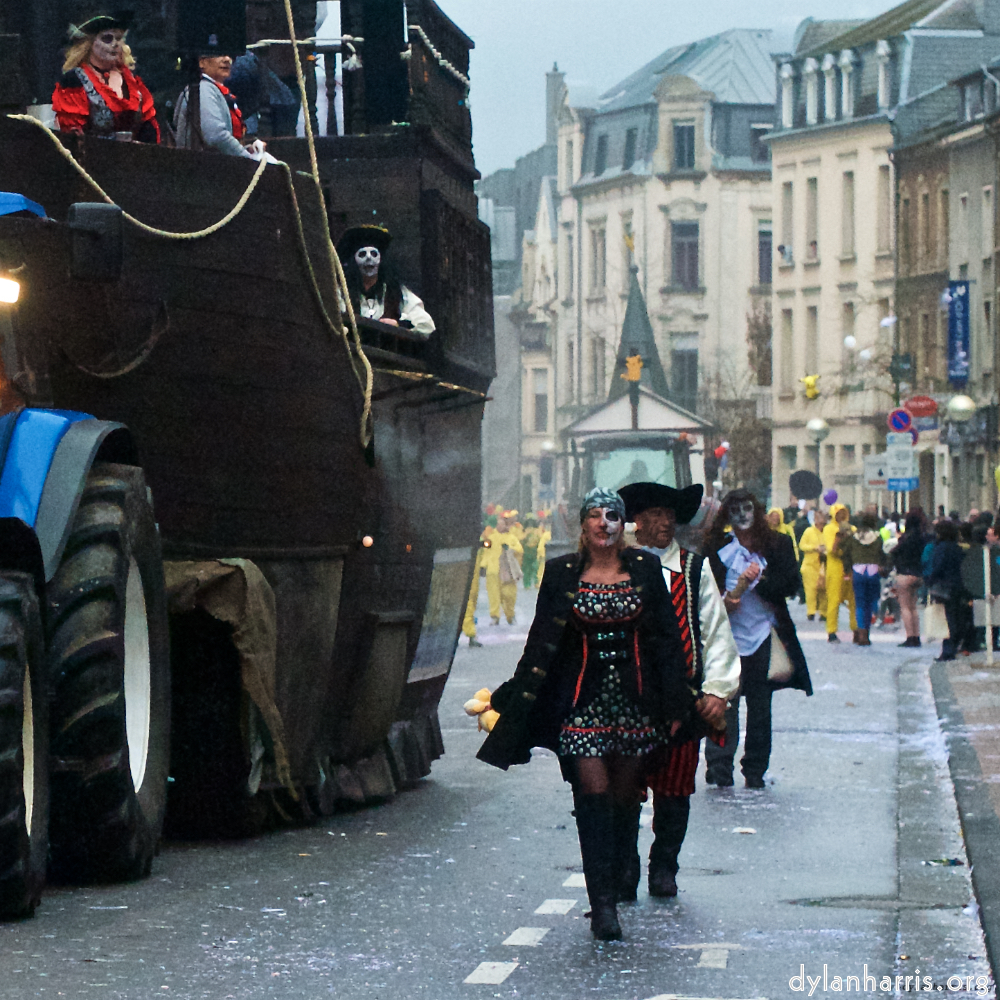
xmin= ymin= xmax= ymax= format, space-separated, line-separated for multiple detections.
xmin=618 ymin=483 xmax=741 ymax=898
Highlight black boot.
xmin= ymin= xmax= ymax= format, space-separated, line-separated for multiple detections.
xmin=574 ymin=793 xmax=622 ymax=940
xmin=613 ymin=801 xmax=641 ymax=903
xmin=648 ymin=794 xmax=688 ymax=897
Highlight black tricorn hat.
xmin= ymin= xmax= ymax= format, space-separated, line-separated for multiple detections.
xmin=337 ymin=224 xmax=392 ymax=262
xmin=618 ymin=482 xmax=704 ymax=525
xmin=71 ymin=11 xmax=134 ymax=38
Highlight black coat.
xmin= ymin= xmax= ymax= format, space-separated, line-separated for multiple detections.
xmin=477 ymin=548 xmax=694 ymax=771
xmin=708 ymin=531 xmax=812 ymax=696
xmin=928 ymin=540 xmax=964 ymax=599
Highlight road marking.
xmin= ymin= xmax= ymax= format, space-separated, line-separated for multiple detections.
xmin=534 ymin=898 xmax=577 ymax=915
xmin=464 ymin=961 xmax=518 ymax=984
xmin=562 ymin=873 xmax=586 ymax=888
xmin=672 ymin=943 xmax=742 ymax=969
xmin=502 ymin=927 xmax=550 ymax=946
xmin=644 ymin=995 xmax=766 ymax=1000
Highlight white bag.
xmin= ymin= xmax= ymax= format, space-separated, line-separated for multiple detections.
xmin=922 ymin=601 xmax=949 ymax=641
xmin=767 ymin=628 xmax=794 ymax=683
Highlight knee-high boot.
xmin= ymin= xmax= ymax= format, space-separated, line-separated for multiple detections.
xmin=613 ymin=800 xmax=641 ymax=902
xmin=648 ymin=794 xmax=689 ymax=896
xmin=574 ymin=792 xmax=622 ymax=940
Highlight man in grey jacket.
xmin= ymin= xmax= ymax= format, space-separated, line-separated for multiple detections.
xmin=174 ymin=48 xmax=265 ymax=158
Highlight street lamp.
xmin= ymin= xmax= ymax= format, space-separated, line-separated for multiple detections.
xmin=946 ymin=394 xmax=977 ymax=422
xmin=806 ymin=417 xmax=830 ymax=476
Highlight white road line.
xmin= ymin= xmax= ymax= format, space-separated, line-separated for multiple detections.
xmin=464 ymin=962 xmax=519 ymax=985
xmin=502 ymin=927 xmax=550 ymax=946
xmin=562 ymin=873 xmax=586 ymax=888
xmin=534 ymin=898 xmax=577 ymax=915
xmin=696 ymin=948 xmax=730 ymax=969
xmin=644 ymin=995 xmax=766 ymax=1000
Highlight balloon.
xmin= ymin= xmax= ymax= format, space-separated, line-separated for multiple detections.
xmin=823 ymin=489 xmax=838 ymax=505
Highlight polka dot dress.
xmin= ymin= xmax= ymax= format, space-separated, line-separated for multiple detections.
xmin=558 ymin=580 xmax=665 ymax=758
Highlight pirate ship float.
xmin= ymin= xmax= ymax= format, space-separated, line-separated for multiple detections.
xmin=0 ymin=0 xmax=493 ymax=839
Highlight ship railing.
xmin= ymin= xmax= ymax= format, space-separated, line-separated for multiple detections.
xmin=354 ymin=316 xmax=429 ymax=364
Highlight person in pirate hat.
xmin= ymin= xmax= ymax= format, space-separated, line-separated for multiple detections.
xmin=174 ymin=26 xmax=265 ymax=158
xmin=52 ymin=12 xmax=161 ymax=143
xmin=337 ymin=225 xmax=436 ymax=338
xmin=616 ymin=481 xmax=740 ymax=899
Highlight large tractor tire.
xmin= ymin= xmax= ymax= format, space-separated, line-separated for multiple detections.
xmin=0 ymin=574 xmax=47 ymax=917
xmin=45 ymin=463 xmax=170 ymax=883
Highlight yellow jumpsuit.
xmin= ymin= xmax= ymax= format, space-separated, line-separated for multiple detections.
xmin=482 ymin=530 xmax=523 ymax=623
xmin=534 ymin=527 xmax=551 ymax=588
xmin=462 ymin=544 xmax=485 ymax=639
xmin=798 ymin=525 xmax=825 ymax=618
xmin=823 ymin=505 xmax=857 ymax=633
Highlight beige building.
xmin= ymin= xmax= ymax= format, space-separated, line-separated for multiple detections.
xmin=542 ymin=30 xmax=777 ymax=504
xmin=770 ymin=1 xmax=1000 ymax=509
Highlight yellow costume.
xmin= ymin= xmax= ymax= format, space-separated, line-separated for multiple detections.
xmin=768 ymin=507 xmax=799 ymax=561
xmin=534 ymin=526 xmax=552 ymax=587
xmin=462 ymin=544 xmax=485 ymax=642
xmin=822 ymin=504 xmax=857 ymax=634
xmin=798 ymin=522 xmax=826 ymax=618
xmin=482 ymin=529 xmax=523 ymax=623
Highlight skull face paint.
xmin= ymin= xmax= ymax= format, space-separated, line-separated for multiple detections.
xmin=730 ymin=500 xmax=756 ymax=531
xmin=355 ymin=246 xmax=381 ymax=280
xmin=90 ymin=29 xmax=125 ymax=70
xmin=582 ymin=507 xmax=623 ymax=550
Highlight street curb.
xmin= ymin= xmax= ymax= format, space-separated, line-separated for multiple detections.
xmin=930 ymin=662 xmax=1000 ymax=978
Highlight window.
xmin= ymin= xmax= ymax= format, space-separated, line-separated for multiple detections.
xmin=622 ymin=216 xmax=634 ymax=278
xmin=805 ymin=58 xmax=820 ymax=124
xmin=589 ymin=226 xmax=606 ymax=292
xmin=778 ymin=445 xmax=797 ymax=470
xmin=532 ymin=368 xmax=548 ymax=433
xmin=920 ymin=313 xmax=931 ymax=385
xmin=671 ymin=222 xmax=699 ymax=290
xmin=567 ymin=340 xmax=574 ymax=400
xmin=984 ymin=187 xmax=993 ymax=259
xmin=673 ymin=122 xmax=695 ymax=170
xmin=920 ymin=191 xmax=931 ymax=263
xmin=564 ymin=139 xmax=574 ymax=188
xmin=750 ymin=125 xmax=771 ymax=163
xmin=805 ymin=305 xmax=819 ymax=373
xmin=825 ymin=444 xmax=836 ymax=468
xmin=757 ymin=221 xmax=773 ymax=285
xmin=842 ymin=444 xmax=856 ymax=467
xmin=877 ymin=165 xmax=891 ymax=252
xmin=670 ymin=334 xmax=698 ymax=412
xmin=565 ymin=235 xmax=574 ymax=297
xmin=623 ymin=128 xmax=638 ymax=170
xmin=591 ymin=337 xmax=606 ymax=399
xmin=806 ymin=178 xmax=818 ymax=259
xmin=539 ymin=456 xmax=553 ymax=487
xmin=900 ymin=197 xmax=911 ymax=270
xmin=780 ymin=308 xmax=794 ymax=390
xmin=780 ymin=181 xmax=794 ymax=262
xmin=842 ymin=171 xmax=855 ymax=256
xmin=964 ymin=80 xmax=984 ymax=121
xmin=841 ymin=302 xmax=855 ymax=369
xmin=940 ymin=189 xmax=950 ymax=265
xmin=594 ymin=134 xmax=608 ymax=176
xmin=959 ymin=193 xmax=970 ymax=263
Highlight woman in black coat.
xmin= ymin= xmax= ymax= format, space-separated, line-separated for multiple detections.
xmin=928 ymin=519 xmax=965 ymax=661
xmin=478 ymin=488 xmax=692 ymax=941
xmin=893 ymin=511 xmax=930 ymax=647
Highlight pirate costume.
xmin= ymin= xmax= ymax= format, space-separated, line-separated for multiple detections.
xmin=336 ymin=226 xmax=436 ymax=337
xmin=52 ymin=15 xmax=160 ymax=143
xmin=478 ymin=488 xmax=693 ymax=940
xmin=617 ymin=482 xmax=741 ymax=899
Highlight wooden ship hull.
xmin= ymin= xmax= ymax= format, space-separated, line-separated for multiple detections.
xmin=0 ymin=0 xmax=493 ymax=824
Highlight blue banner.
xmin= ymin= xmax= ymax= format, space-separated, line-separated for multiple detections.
xmin=948 ymin=279 xmax=970 ymax=386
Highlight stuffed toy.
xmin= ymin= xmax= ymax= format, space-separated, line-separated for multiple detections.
xmin=463 ymin=687 xmax=499 ymax=732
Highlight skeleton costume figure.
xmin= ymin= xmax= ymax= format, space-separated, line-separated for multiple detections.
xmin=336 ymin=225 xmax=435 ymax=338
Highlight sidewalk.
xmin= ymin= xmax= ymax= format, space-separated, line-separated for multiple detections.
xmin=932 ymin=655 xmax=1000 ymax=980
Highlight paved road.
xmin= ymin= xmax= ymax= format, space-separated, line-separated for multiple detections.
xmin=0 ymin=586 xmax=993 ymax=999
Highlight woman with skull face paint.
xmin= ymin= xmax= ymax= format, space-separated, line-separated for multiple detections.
xmin=52 ymin=15 xmax=160 ymax=143
xmin=337 ymin=226 xmax=436 ymax=338
xmin=477 ymin=488 xmax=692 ymax=940
xmin=703 ymin=489 xmax=811 ymax=789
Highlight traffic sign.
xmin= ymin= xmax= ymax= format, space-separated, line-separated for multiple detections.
xmin=887 ymin=477 xmax=919 ymax=492
xmin=864 ymin=454 xmax=887 ymax=488
xmin=887 ymin=408 xmax=912 ymax=432
xmin=904 ymin=395 xmax=938 ymax=418
xmin=886 ymin=432 xmax=914 ymax=446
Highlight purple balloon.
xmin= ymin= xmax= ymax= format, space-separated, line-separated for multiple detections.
xmin=823 ymin=489 xmax=838 ymax=506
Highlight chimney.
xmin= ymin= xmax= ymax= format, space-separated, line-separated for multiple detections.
xmin=545 ymin=62 xmax=565 ymax=146
xmin=977 ymin=0 xmax=1000 ymax=34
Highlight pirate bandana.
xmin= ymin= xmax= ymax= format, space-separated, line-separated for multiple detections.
xmin=579 ymin=488 xmax=626 ymax=524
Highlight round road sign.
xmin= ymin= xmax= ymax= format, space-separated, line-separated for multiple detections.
xmin=904 ymin=395 xmax=938 ymax=418
xmin=887 ymin=408 xmax=912 ymax=432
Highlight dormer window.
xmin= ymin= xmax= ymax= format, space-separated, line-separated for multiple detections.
xmin=876 ymin=40 xmax=892 ymax=110
xmin=804 ymin=58 xmax=819 ymax=125
xmin=839 ymin=50 xmax=856 ymax=119
xmin=673 ymin=122 xmax=696 ymax=170
xmin=594 ymin=134 xmax=608 ymax=176
xmin=823 ymin=54 xmax=838 ymax=120
xmin=780 ymin=63 xmax=795 ymax=129
xmin=963 ymin=80 xmax=985 ymax=121
xmin=623 ymin=127 xmax=638 ymax=169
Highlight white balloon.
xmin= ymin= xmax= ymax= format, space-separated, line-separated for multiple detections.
xmin=859 ymin=348 xmax=872 ymax=361
xmin=843 ymin=335 xmax=857 ymax=350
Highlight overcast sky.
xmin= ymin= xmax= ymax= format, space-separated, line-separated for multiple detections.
xmin=437 ymin=0 xmax=897 ymax=176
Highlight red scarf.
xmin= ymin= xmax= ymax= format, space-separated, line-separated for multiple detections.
xmin=210 ymin=78 xmax=245 ymax=140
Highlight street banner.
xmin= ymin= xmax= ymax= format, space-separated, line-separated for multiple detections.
xmin=948 ymin=280 xmax=970 ymax=386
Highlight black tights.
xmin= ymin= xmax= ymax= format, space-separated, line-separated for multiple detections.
xmin=563 ymin=754 xmax=645 ymax=805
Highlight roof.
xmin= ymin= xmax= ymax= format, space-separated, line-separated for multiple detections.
xmin=796 ymin=0 xmax=969 ymax=58
xmin=608 ymin=270 xmax=670 ymax=403
xmin=564 ymin=388 xmax=711 ymax=437
xmin=794 ymin=19 xmax=866 ymax=56
xmin=595 ymin=28 xmax=775 ymax=113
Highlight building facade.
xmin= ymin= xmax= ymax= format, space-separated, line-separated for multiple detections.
xmin=770 ymin=0 xmax=1000 ymax=509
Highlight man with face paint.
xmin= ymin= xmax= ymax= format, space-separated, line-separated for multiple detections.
xmin=702 ymin=490 xmax=811 ymax=789
xmin=618 ymin=482 xmax=740 ymax=898
xmin=337 ymin=226 xmax=436 ymax=338
xmin=478 ymin=488 xmax=691 ymax=940
xmin=52 ymin=14 xmax=160 ymax=143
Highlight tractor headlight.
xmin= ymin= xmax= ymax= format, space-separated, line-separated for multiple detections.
xmin=0 ymin=277 xmax=19 ymax=304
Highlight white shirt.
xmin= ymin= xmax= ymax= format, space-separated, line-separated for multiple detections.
xmin=648 ymin=540 xmax=740 ymax=700
xmin=337 ymin=284 xmax=436 ymax=338
xmin=717 ymin=538 xmax=774 ymax=657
